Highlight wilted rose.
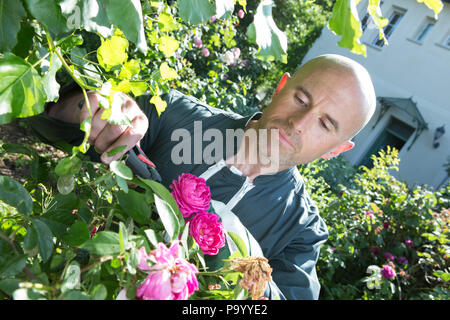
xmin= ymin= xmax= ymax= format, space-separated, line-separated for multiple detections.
xmin=231 ymin=257 xmax=272 ymax=300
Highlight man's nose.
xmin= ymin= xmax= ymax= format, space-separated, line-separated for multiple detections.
xmin=289 ymin=111 xmax=313 ymax=134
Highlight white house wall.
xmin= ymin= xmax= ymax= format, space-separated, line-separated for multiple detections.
xmin=301 ymin=0 xmax=450 ymax=190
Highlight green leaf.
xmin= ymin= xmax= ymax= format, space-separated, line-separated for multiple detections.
xmin=118 ymin=59 xmax=140 ymax=80
xmin=59 ymin=0 xmax=113 ymax=37
xmin=0 ymin=254 xmax=27 ymax=278
xmin=57 ymin=175 xmax=75 ymax=195
xmin=246 ymin=0 xmax=287 ymax=63
xmin=24 ymin=226 xmax=38 ymax=251
xmin=227 ymin=231 xmax=248 ymax=257
xmin=110 ymin=160 xmax=133 ymax=180
xmin=55 ymin=156 xmax=82 ymax=177
xmin=107 ymin=145 xmax=127 ymax=157
xmin=115 ymin=175 xmax=129 ymax=193
xmin=144 ymin=228 xmax=160 ymax=247
xmin=97 ymin=36 xmax=129 ymax=72
xmin=63 ymin=221 xmax=90 ymax=246
xmin=105 ymin=0 xmax=148 ymax=54
xmin=137 ymin=178 xmax=184 ymax=224
xmin=32 ymin=218 xmax=54 ymax=263
xmin=61 ymin=261 xmax=80 ymax=293
xmin=178 ymin=0 xmax=216 ymax=25
xmin=367 ymin=0 xmax=388 ymax=43
xmin=41 ymin=193 xmax=77 ymax=237
xmin=117 ymin=189 xmax=151 ymax=224
xmin=91 ymin=284 xmax=107 ymax=300
xmin=118 ymin=222 xmax=128 ymax=254
xmin=328 ymin=0 xmax=367 ymax=56
xmin=0 ymin=0 xmax=27 ymax=52
xmin=24 ymin=0 xmax=68 ymax=36
xmin=42 ymin=53 xmax=63 ymax=102
xmin=0 ymin=53 xmax=46 ymax=125
xmin=80 ymin=231 xmax=121 ymax=256
xmin=0 ymin=175 xmax=33 ymax=216
xmin=153 ymin=193 xmax=180 ymax=240
xmin=130 ymin=82 xmax=148 ymax=97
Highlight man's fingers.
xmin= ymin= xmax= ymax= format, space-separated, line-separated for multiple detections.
xmin=100 ymin=114 xmax=149 ymax=165
xmin=78 ymin=92 xmax=101 ymax=124
xmin=88 ymin=107 xmax=108 ymax=145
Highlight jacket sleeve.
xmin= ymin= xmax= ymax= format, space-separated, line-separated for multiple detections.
xmin=266 ymin=197 xmax=329 ymax=300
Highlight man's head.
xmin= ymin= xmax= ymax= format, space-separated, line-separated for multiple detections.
xmin=254 ymin=54 xmax=376 ymax=169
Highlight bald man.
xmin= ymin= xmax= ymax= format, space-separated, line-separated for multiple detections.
xmin=26 ymin=54 xmax=376 ymax=300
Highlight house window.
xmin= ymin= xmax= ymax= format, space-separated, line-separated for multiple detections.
xmin=358 ymin=117 xmax=415 ymax=169
xmin=413 ymin=18 xmax=435 ymax=43
xmin=361 ymin=1 xmax=384 ymax=32
xmin=372 ymin=9 xmax=405 ymax=47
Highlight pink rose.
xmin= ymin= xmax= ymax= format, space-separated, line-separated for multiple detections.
xmin=170 ymin=173 xmax=211 ymax=218
xmin=189 ymin=212 xmax=226 ymax=255
xmin=210 ymin=15 xmax=217 ymax=22
xmin=202 ymin=48 xmax=210 ymax=57
xmin=237 ymin=9 xmax=245 ymax=19
xmin=137 ymin=242 xmax=199 ymax=300
xmin=194 ymin=36 xmax=202 ymax=48
xmin=381 ymin=265 xmax=396 ymax=280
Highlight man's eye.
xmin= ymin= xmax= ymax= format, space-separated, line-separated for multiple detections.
xmin=320 ymin=119 xmax=329 ymax=131
xmin=295 ymin=96 xmax=306 ymax=106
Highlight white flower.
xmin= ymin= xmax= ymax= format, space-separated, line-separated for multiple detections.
xmin=222 ymin=50 xmax=235 ymax=65
xmin=363 ymin=265 xmax=382 ymax=290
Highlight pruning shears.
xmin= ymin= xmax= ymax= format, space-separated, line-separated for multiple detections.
xmin=125 ymin=144 xmax=162 ymax=183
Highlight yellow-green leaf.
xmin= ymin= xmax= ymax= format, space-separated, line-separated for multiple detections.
xmin=158 ymin=12 xmax=178 ymax=32
xmin=118 ymin=59 xmax=140 ymax=80
xmin=417 ymin=0 xmax=443 ymax=19
xmin=367 ymin=0 xmax=388 ymax=42
xmin=150 ymin=95 xmax=167 ymax=116
xmin=158 ymin=35 xmax=179 ymax=57
xmin=159 ymin=62 xmax=178 ymax=80
xmin=130 ymin=82 xmax=148 ymax=96
xmin=97 ymin=36 xmax=129 ymax=71
xmin=328 ymin=0 xmax=366 ymax=57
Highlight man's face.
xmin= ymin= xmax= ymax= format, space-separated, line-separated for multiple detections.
xmin=255 ymin=64 xmax=366 ymax=169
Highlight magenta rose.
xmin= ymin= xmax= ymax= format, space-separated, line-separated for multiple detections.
xmin=189 ymin=212 xmax=226 ymax=255
xmin=137 ymin=242 xmax=199 ymax=300
xmin=170 ymin=173 xmax=211 ymax=218
xmin=381 ymin=265 xmax=396 ymax=280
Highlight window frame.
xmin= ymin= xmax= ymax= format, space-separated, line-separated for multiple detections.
xmin=371 ymin=8 xmax=406 ymax=48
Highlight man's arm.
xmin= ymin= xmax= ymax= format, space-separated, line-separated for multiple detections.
xmin=267 ymin=203 xmax=328 ymax=300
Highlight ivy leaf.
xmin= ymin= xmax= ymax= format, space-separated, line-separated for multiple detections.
xmin=24 ymin=0 xmax=68 ymax=36
xmin=328 ymin=0 xmax=367 ymax=57
xmin=59 ymin=0 xmax=113 ymax=37
xmin=246 ymin=0 xmax=287 ymax=63
xmin=158 ymin=12 xmax=178 ymax=32
xmin=97 ymin=36 xmax=129 ymax=72
xmin=118 ymin=59 xmax=140 ymax=80
xmin=0 ymin=175 xmax=33 ymax=216
xmin=105 ymin=0 xmax=148 ymax=54
xmin=158 ymin=36 xmax=179 ymax=57
xmin=178 ymin=0 xmax=216 ymax=25
xmin=159 ymin=62 xmax=178 ymax=80
xmin=417 ymin=0 xmax=443 ymax=19
xmin=367 ymin=0 xmax=388 ymax=43
xmin=0 ymin=0 xmax=27 ymax=52
xmin=0 ymin=53 xmax=46 ymax=125
xmin=150 ymin=95 xmax=167 ymax=116
xmin=130 ymin=82 xmax=148 ymax=97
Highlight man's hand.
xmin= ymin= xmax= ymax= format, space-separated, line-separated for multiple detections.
xmin=48 ymin=90 xmax=149 ymax=165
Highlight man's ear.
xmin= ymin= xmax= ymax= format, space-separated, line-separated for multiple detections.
xmin=320 ymin=140 xmax=355 ymax=160
xmin=273 ymin=72 xmax=291 ymax=97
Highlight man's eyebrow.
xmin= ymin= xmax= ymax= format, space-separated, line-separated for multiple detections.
xmin=324 ymin=113 xmax=339 ymax=133
xmin=295 ymin=86 xmax=313 ymax=106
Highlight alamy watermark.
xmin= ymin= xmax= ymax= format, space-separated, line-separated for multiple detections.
xmin=170 ymin=121 xmax=281 ymax=172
